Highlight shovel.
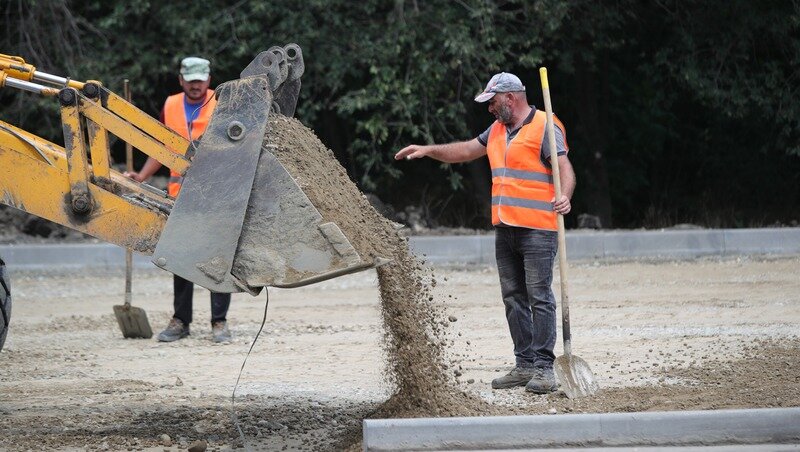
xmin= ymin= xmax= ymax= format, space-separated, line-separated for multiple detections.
xmin=539 ymin=67 xmax=598 ymax=398
xmin=113 ymin=80 xmax=153 ymax=339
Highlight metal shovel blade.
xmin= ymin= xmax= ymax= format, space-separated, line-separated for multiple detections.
xmin=554 ymin=353 xmax=599 ymax=399
xmin=113 ymin=304 xmax=153 ymax=339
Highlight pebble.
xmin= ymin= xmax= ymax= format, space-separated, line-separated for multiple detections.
xmin=159 ymin=434 xmax=171 ymax=446
xmin=258 ymin=420 xmax=287 ymax=431
xmin=175 ymin=377 xmax=184 ymax=386
xmin=187 ymin=439 xmax=207 ymax=452
xmin=547 ymin=408 xmax=557 ymax=414
xmin=448 ymin=315 xmax=458 ymax=322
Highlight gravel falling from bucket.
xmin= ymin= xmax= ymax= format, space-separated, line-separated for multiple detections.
xmin=263 ymin=116 xmax=492 ymax=420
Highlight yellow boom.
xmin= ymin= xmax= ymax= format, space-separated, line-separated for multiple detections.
xmin=0 ymin=59 xmax=190 ymax=253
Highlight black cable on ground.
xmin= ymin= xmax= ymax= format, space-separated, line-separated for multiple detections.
xmin=231 ymin=288 xmax=270 ymax=452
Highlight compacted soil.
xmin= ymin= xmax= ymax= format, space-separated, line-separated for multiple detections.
xmin=1 ymin=115 xmax=798 ymax=451
xmin=0 ymin=255 xmax=798 ymax=451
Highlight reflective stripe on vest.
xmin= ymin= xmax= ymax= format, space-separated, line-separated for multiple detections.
xmin=491 ymin=196 xmax=553 ymax=211
xmin=491 ymin=167 xmax=553 ymax=184
xmin=485 ymin=110 xmax=568 ymax=230
xmin=163 ymin=90 xmax=217 ymax=197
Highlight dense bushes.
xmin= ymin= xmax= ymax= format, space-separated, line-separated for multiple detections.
xmin=2 ymin=1 xmax=798 ymax=228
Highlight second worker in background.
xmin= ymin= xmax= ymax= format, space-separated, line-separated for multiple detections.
xmin=125 ymin=57 xmax=232 ymax=343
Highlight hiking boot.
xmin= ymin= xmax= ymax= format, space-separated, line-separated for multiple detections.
xmin=525 ymin=366 xmax=559 ymax=394
xmin=211 ymin=321 xmax=231 ymax=343
xmin=491 ymin=366 xmax=537 ymax=389
xmin=157 ymin=318 xmax=189 ymax=342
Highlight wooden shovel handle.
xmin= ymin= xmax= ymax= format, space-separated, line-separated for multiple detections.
xmin=123 ymin=80 xmax=133 ymax=173
xmin=539 ymin=67 xmax=572 ymax=356
xmin=123 ymin=79 xmax=133 ymax=305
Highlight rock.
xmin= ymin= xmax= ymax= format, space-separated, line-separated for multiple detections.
xmin=257 ymin=419 xmax=286 ymax=431
xmin=547 ymin=407 xmax=557 ymax=414
xmin=175 ymin=377 xmax=183 ymax=386
xmin=577 ymin=213 xmax=602 ymax=229
xmin=159 ymin=434 xmax=171 ymax=446
xmin=187 ymin=439 xmax=207 ymax=452
xmin=447 ymin=315 xmax=458 ymax=323
xmin=666 ymin=223 xmax=703 ymax=230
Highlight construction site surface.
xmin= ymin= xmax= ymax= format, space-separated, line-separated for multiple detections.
xmin=1 ymin=255 xmax=797 ymax=450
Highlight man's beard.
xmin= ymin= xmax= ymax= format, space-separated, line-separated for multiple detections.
xmin=187 ymin=91 xmax=205 ymax=102
xmin=497 ymin=104 xmax=514 ymax=127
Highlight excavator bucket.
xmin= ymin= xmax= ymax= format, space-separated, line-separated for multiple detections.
xmin=152 ymin=45 xmax=386 ymax=294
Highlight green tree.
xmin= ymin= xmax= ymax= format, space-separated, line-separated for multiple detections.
xmin=2 ymin=0 xmax=798 ymax=228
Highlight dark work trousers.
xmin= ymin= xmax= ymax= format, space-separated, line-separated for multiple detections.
xmin=495 ymin=226 xmax=558 ymax=369
xmin=172 ymin=274 xmax=230 ymax=325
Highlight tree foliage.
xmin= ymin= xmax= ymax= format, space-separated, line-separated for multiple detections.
xmin=1 ymin=0 xmax=798 ymax=228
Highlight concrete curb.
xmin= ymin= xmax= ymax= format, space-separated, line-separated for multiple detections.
xmin=1 ymin=227 xmax=799 ymax=270
xmin=0 ymin=243 xmax=155 ymax=270
xmin=362 ymin=407 xmax=800 ymax=451
xmin=409 ymin=227 xmax=800 ymax=264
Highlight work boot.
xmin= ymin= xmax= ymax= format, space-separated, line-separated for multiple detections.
xmin=525 ymin=366 xmax=559 ymax=394
xmin=211 ymin=321 xmax=231 ymax=343
xmin=157 ymin=318 xmax=189 ymax=342
xmin=491 ymin=366 xmax=537 ymax=389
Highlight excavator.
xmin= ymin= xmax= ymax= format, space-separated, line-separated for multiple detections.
xmin=0 ymin=44 xmax=385 ymax=351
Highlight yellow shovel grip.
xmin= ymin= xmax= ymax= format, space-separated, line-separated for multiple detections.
xmin=539 ymin=67 xmax=549 ymax=89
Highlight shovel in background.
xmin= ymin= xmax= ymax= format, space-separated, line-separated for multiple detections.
xmin=113 ymin=79 xmax=153 ymax=339
xmin=539 ymin=67 xmax=598 ymax=398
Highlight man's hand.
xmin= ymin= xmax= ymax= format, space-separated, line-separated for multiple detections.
xmin=553 ymin=194 xmax=571 ymax=215
xmin=552 ymin=155 xmax=575 ymax=215
xmin=123 ymin=171 xmax=145 ymax=183
xmin=395 ymin=144 xmax=428 ymax=160
xmin=123 ymin=157 xmax=162 ymax=183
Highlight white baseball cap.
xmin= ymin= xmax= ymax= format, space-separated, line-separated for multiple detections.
xmin=474 ymin=72 xmax=525 ymax=102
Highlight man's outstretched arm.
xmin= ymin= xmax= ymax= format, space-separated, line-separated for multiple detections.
xmin=395 ymin=138 xmax=486 ymax=163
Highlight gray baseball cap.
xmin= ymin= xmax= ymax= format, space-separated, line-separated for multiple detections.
xmin=180 ymin=57 xmax=211 ymax=82
xmin=474 ymin=72 xmax=525 ymax=102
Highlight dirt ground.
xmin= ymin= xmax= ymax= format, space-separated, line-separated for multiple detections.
xmin=0 ymin=255 xmax=799 ymax=451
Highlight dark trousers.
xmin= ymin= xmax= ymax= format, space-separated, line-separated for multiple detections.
xmin=172 ymin=274 xmax=230 ymax=325
xmin=495 ymin=226 xmax=558 ymax=369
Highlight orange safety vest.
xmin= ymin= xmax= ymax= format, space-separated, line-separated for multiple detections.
xmin=162 ymin=90 xmax=217 ymax=197
xmin=486 ymin=110 xmax=569 ymax=231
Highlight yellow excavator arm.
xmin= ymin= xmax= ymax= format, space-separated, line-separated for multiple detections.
xmin=0 ymin=45 xmax=386 ymax=294
xmin=0 ymin=53 xmax=188 ymax=253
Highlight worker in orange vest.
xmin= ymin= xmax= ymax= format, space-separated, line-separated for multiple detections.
xmin=125 ymin=56 xmax=232 ymax=344
xmin=395 ymin=72 xmax=576 ymax=394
